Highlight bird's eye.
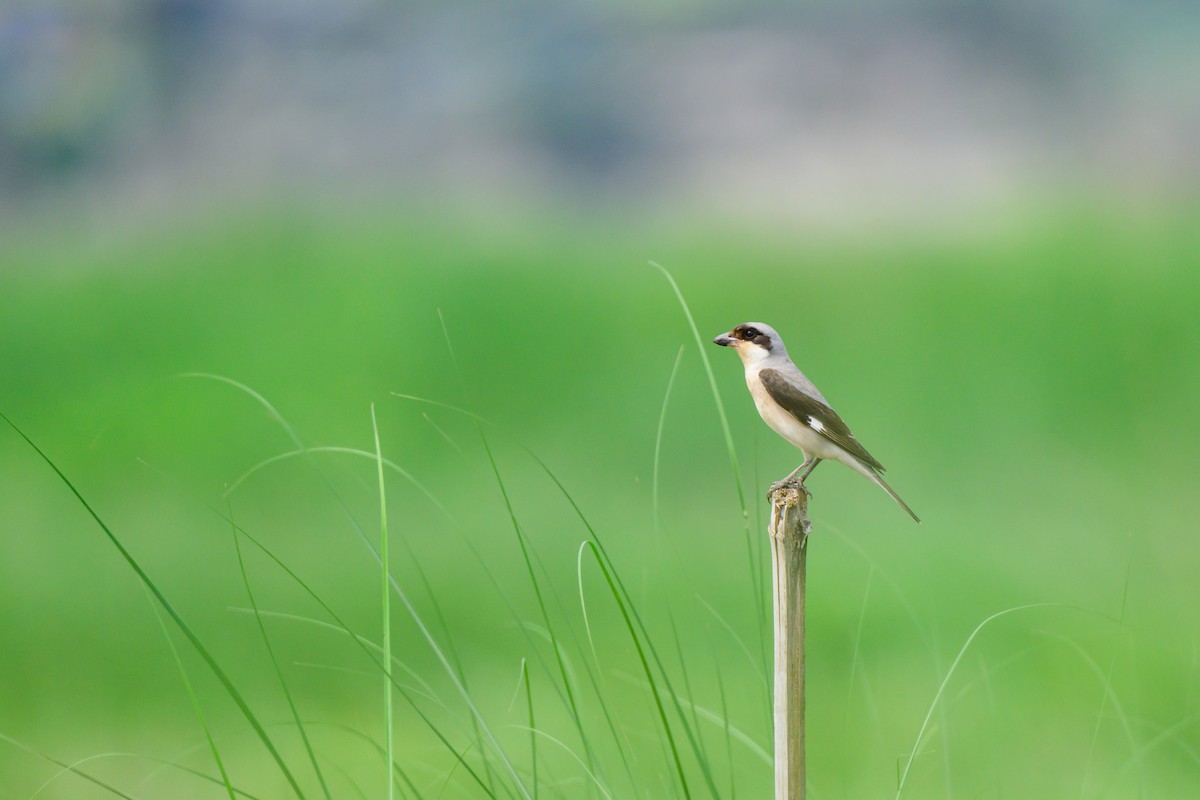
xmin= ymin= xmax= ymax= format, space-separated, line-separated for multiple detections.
xmin=743 ymin=328 xmax=760 ymax=339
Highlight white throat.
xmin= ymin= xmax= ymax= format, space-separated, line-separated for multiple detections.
xmin=736 ymin=343 xmax=775 ymax=370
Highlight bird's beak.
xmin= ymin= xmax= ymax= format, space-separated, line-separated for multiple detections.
xmin=713 ymin=332 xmax=734 ymax=347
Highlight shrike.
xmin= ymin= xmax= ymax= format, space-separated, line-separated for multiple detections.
xmin=714 ymin=322 xmax=920 ymax=522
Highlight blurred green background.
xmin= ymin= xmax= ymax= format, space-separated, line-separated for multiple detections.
xmin=3 ymin=3 xmax=1199 ymax=799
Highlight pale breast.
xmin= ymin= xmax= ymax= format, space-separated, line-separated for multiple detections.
xmin=746 ymin=370 xmax=844 ymax=459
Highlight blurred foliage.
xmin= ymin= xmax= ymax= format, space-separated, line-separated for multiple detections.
xmin=1 ymin=203 xmax=1198 ymax=797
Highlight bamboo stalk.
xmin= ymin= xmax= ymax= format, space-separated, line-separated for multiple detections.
xmin=768 ymin=484 xmax=811 ymax=800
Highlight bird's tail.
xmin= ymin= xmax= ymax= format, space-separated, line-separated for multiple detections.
xmin=869 ymin=471 xmax=921 ymax=523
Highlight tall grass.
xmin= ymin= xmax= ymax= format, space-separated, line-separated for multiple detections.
xmin=2 ymin=211 xmax=1198 ymax=797
xmin=3 ymin=364 xmax=1187 ymax=799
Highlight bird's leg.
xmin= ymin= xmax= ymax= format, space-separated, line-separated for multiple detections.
xmin=797 ymin=457 xmax=822 ymax=484
xmin=770 ymin=457 xmax=819 ymax=498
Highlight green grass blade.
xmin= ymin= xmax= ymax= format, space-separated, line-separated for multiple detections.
xmin=0 ymin=411 xmax=307 ymax=799
xmin=1038 ymin=631 xmax=1142 ymax=797
xmin=584 ymin=540 xmax=692 ymax=798
xmin=1095 ymin=713 xmax=1200 ymax=799
xmin=610 ymin=670 xmax=771 ymax=766
xmin=477 ymin=432 xmax=599 ymax=783
xmin=229 ymin=503 xmax=332 ymax=800
xmin=646 ymin=262 xmax=746 ymax=514
xmin=709 ymin=641 xmax=738 ymax=800
xmin=28 ymin=749 xmax=265 ymax=800
xmin=666 ymin=602 xmax=708 ymax=769
xmin=144 ymin=588 xmax=238 ymax=800
xmin=648 ymin=261 xmax=767 ymax=702
xmin=576 ymin=541 xmax=602 ymax=676
xmin=224 ymin=447 xmax=455 ymax=522
xmin=652 ymin=345 xmax=685 ymax=541
xmin=0 ymin=736 xmax=144 ymax=800
xmin=894 ymin=603 xmax=1063 ymax=799
xmin=523 ymin=661 xmax=538 ymax=800
xmin=300 ymin=721 xmax=427 ymax=800
xmin=372 ymin=404 xmax=397 ymax=800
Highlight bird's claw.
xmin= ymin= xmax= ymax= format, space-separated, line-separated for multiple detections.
xmin=768 ymin=478 xmax=812 ymax=501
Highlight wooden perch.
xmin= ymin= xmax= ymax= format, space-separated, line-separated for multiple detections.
xmin=768 ymin=484 xmax=811 ymax=800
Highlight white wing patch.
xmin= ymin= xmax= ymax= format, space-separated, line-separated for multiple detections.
xmin=806 ymin=415 xmax=824 ymax=432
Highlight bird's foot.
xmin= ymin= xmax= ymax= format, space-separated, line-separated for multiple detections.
xmin=768 ymin=478 xmax=812 ymax=501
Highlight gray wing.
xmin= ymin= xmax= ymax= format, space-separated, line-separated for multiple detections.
xmin=759 ymin=368 xmax=886 ymax=472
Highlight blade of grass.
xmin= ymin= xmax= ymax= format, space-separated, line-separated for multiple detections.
xmin=298 ymin=721 xmax=426 ymax=800
xmin=842 ymin=567 xmax=875 ymax=797
xmin=694 ymin=595 xmax=770 ymax=698
xmin=509 ymin=727 xmax=615 ymax=800
xmin=585 ymin=540 xmax=692 ymax=799
xmin=28 ymin=753 xmax=270 ymax=800
xmin=648 ymin=261 xmax=767 ymax=705
xmin=894 ymin=603 xmax=1063 ymax=800
xmin=31 ymin=750 xmax=265 ymax=800
xmin=229 ymin=500 xmax=332 ymax=800
xmin=709 ymin=641 xmax=738 ymax=800
xmin=666 ymin=602 xmax=708 ymax=769
xmin=373 ymin=404 xmax=397 ymax=800
xmin=1095 ymin=713 xmax=1200 ymax=799
xmin=0 ymin=734 xmax=137 ymax=800
xmin=610 ymin=670 xmax=771 ymax=767
xmin=524 ymin=662 xmax=538 ymax=800
xmin=652 ymin=346 xmax=685 ymax=543
xmin=0 ymin=411 xmax=307 ymax=799
xmin=478 ymin=432 xmax=600 ymax=787
xmin=143 ymin=587 xmax=238 ymax=800
xmin=224 ymin=447 xmax=453 ymax=522
xmin=576 ymin=542 xmax=602 ymax=674
xmin=1079 ymin=526 xmax=1137 ymax=800
xmin=1037 ymin=631 xmax=1142 ymax=796
xmin=646 ymin=263 xmax=746 ymax=515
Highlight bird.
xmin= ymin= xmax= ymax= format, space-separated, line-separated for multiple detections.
xmin=713 ymin=322 xmax=920 ymax=522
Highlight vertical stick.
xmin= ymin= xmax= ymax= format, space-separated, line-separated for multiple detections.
xmin=769 ymin=485 xmax=811 ymax=800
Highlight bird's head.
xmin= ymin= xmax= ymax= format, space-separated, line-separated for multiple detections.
xmin=713 ymin=322 xmax=784 ymax=365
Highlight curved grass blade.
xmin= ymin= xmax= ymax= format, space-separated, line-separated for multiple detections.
xmin=224 ymin=447 xmax=453 ymax=522
xmin=610 ymin=670 xmax=771 ymax=767
xmin=646 ymin=262 xmax=746 ymax=514
xmin=1036 ymin=631 xmax=1142 ymax=797
xmin=3 ymin=742 xmax=138 ymax=800
xmin=1095 ymin=713 xmax=1200 ymax=799
xmin=894 ymin=603 xmax=1063 ymax=799
xmin=29 ymin=749 xmax=265 ymax=800
xmin=0 ymin=411 xmax=307 ymax=799
xmin=652 ymin=346 xmax=685 ymax=542
xmin=298 ymin=721 xmax=427 ymax=800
